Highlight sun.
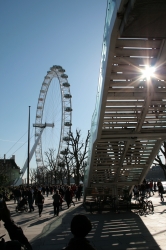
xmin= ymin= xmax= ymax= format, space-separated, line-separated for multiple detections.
xmin=142 ymin=66 xmax=155 ymax=79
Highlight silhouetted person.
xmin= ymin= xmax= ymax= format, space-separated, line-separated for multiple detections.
xmin=36 ymin=190 xmax=44 ymax=217
xmin=52 ymin=190 xmax=61 ymax=216
xmin=65 ymin=186 xmax=72 ymax=208
xmin=63 ymin=214 xmax=96 ymax=250
xmin=26 ymin=188 xmax=34 ymax=212
xmin=0 ymin=198 xmax=32 ymax=249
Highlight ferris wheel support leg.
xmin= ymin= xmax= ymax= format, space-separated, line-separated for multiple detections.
xmin=14 ymin=128 xmax=45 ymax=186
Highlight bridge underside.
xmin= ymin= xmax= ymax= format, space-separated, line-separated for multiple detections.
xmin=84 ymin=0 xmax=166 ymax=198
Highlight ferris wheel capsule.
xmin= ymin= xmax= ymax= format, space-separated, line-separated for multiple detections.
xmin=64 ymin=94 xmax=72 ymax=98
xmin=63 ymin=136 xmax=71 ymax=141
xmin=45 ymin=76 xmax=50 ymax=80
xmin=65 ymin=107 xmax=72 ymax=112
xmin=60 ymin=149 xmax=68 ymax=155
xmin=59 ymin=68 xmax=65 ymax=73
xmin=51 ymin=65 xmax=62 ymax=70
xmin=64 ymin=122 xmax=72 ymax=126
xmin=61 ymin=74 xmax=68 ymax=78
xmin=63 ymin=82 xmax=70 ymax=87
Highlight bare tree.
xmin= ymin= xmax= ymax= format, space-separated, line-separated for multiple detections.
xmin=44 ymin=148 xmax=56 ymax=184
xmin=36 ymin=166 xmax=47 ymax=185
xmin=44 ymin=130 xmax=90 ymax=185
xmin=57 ymin=164 xmax=66 ymax=185
xmin=66 ymin=129 xmax=90 ymax=185
xmin=58 ymin=154 xmax=75 ymax=185
xmin=44 ymin=148 xmax=63 ymax=184
xmin=154 ymin=142 xmax=166 ymax=179
xmin=30 ymin=168 xmax=37 ymax=184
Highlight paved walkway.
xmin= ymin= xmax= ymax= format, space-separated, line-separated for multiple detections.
xmin=0 ymin=193 xmax=166 ymax=250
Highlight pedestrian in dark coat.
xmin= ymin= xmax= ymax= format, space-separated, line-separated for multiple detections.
xmin=46 ymin=186 xmax=49 ymax=197
xmin=52 ymin=190 xmax=61 ymax=216
xmin=65 ymin=186 xmax=73 ymax=208
xmin=26 ymin=188 xmax=34 ymax=212
xmin=14 ymin=188 xmax=21 ymax=204
xmin=36 ymin=190 xmax=44 ymax=217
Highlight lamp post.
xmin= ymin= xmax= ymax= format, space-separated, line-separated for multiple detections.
xmin=27 ymin=106 xmax=31 ymax=186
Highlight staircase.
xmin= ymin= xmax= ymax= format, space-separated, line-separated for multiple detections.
xmin=84 ymin=0 xmax=166 ymax=200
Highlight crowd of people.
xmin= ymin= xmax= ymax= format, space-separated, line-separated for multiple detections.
xmin=0 ymin=180 xmax=165 ymax=249
xmin=0 ymin=183 xmax=95 ymax=250
xmin=0 ymin=197 xmax=95 ymax=250
xmin=132 ymin=179 xmax=165 ymax=201
xmin=0 ymin=184 xmax=83 ymax=217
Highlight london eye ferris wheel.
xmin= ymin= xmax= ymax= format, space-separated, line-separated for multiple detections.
xmin=34 ymin=65 xmax=72 ymax=172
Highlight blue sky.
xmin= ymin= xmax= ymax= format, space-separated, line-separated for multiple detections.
xmin=0 ymin=0 xmax=107 ymax=177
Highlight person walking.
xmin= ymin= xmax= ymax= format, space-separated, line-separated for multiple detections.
xmin=33 ymin=187 xmax=38 ymax=205
xmin=36 ymin=190 xmax=44 ymax=217
xmin=46 ymin=186 xmax=49 ymax=197
xmin=65 ymin=186 xmax=72 ymax=208
xmin=158 ymin=182 xmax=164 ymax=202
xmin=78 ymin=184 xmax=83 ymax=199
xmin=26 ymin=187 xmax=34 ymax=212
xmin=14 ymin=187 xmax=21 ymax=204
xmin=59 ymin=185 xmax=65 ymax=209
xmin=52 ymin=190 xmax=61 ymax=216
xmin=70 ymin=187 xmax=75 ymax=206
xmin=149 ymin=180 xmax=154 ymax=196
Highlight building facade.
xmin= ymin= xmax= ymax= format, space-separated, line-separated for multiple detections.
xmin=0 ymin=155 xmax=20 ymax=185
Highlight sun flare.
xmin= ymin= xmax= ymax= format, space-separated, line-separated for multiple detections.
xmin=142 ymin=66 xmax=155 ymax=79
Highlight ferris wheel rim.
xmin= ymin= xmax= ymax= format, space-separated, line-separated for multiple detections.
xmin=34 ymin=65 xmax=72 ymax=170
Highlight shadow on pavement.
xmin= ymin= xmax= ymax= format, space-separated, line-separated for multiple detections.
xmin=161 ymin=209 xmax=166 ymax=214
xmin=28 ymin=217 xmax=54 ymax=227
xmin=30 ymin=203 xmax=161 ymax=250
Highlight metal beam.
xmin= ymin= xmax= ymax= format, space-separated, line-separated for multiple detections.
xmin=138 ymin=140 xmax=162 ymax=184
xmin=91 ymin=182 xmax=137 ymax=187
